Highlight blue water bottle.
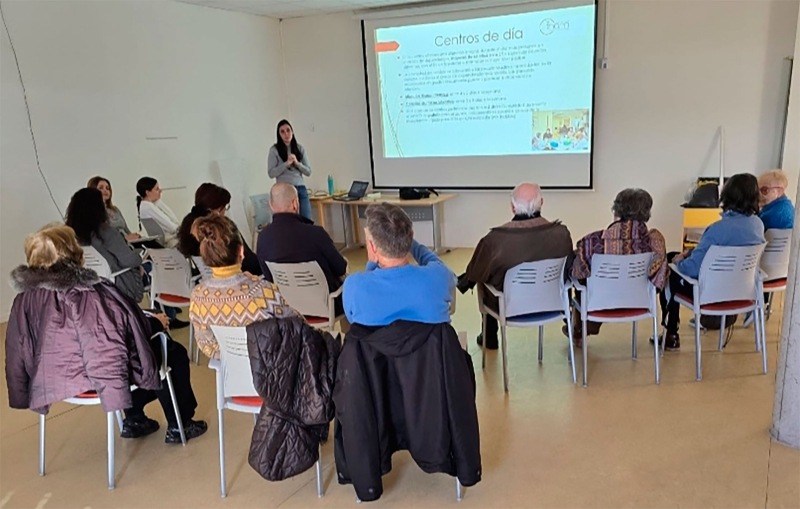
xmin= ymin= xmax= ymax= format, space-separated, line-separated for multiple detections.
xmin=327 ymin=175 xmax=334 ymax=196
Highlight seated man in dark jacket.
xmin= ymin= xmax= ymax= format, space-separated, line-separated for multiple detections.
xmin=257 ymin=183 xmax=347 ymax=298
xmin=463 ymin=183 xmax=573 ymax=349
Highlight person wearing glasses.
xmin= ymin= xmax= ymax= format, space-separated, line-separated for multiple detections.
xmin=757 ymin=170 xmax=794 ymax=231
xmin=177 ymin=183 xmax=262 ymax=276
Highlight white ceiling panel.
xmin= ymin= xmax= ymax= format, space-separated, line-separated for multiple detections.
xmin=174 ymin=0 xmax=443 ymax=18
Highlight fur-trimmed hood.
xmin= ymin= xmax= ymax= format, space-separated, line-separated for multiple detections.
xmin=10 ymin=261 xmax=101 ymax=293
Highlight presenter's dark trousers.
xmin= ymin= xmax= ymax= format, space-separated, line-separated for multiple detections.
xmin=296 ymin=185 xmax=312 ymax=221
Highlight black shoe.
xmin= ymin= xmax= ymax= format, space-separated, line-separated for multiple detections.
xmin=165 ymin=419 xmax=208 ymax=444
xmin=121 ymin=417 xmax=159 ymax=439
xmin=476 ymin=333 xmax=498 ymax=350
xmin=664 ymin=333 xmax=680 ymax=351
xmin=169 ymin=318 xmax=190 ymax=330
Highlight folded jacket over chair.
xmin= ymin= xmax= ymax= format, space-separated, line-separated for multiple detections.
xmin=333 ymin=321 xmax=482 ymax=502
xmin=246 ymin=316 xmax=340 ymax=481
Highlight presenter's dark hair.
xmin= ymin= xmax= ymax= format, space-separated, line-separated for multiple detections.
xmin=65 ymin=187 xmax=108 ymax=245
xmin=275 ymin=119 xmax=303 ymax=162
xmin=721 ymin=173 xmax=759 ymax=216
xmin=612 ymin=189 xmax=653 ymax=222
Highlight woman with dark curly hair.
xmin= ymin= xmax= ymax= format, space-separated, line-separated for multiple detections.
xmin=565 ymin=188 xmax=668 ymax=345
xmin=659 ymin=173 xmax=765 ymax=350
xmin=176 ymin=183 xmax=262 ymax=276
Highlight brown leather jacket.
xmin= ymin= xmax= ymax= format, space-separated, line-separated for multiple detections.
xmin=6 ymin=262 xmax=160 ymax=414
xmin=465 ymin=216 xmax=574 ymax=311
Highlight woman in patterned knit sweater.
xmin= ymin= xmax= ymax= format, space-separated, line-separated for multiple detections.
xmin=189 ymin=214 xmax=297 ymax=360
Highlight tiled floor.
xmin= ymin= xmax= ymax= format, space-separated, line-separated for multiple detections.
xmin=0 ymin=248 xmax=798 ymax=508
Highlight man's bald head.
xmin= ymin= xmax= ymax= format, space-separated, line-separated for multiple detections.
xmin=511 ymin=183 xmax=544 ymax=216
xmin=270 ymin=183 xmax=298 ymax=214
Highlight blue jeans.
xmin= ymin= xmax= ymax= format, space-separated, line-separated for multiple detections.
xmin=296 ymin=185 xmax=312 ymax=221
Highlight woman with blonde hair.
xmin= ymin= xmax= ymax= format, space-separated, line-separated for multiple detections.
xmin=189 ymin=214 xmax=296 ymax=360
xmin=6 ymin=224 xmax=206 ymax=443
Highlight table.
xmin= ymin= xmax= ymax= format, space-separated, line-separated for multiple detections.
xmin=317 ymin=193 xmax=457 ymax=254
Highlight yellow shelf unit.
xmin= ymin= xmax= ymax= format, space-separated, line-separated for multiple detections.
xmin=682 ymin=208 xmax=721 ymax=250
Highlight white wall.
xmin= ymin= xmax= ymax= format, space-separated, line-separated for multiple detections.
xmin=281 ymin=0 xmax=799 ymax=248
xmin=0 ymin=1 xmax=287 ymax=318
xmin=783 ymin=5 xmax=800 ymax=171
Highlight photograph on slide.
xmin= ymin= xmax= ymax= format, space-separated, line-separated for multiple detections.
xmin=531 ymin=109 xmax=590 ymax=152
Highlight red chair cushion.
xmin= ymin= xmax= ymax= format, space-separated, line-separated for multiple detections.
xmin=675 ymin=294 xmax=755 ymax=311
xmin=588 ymin=308 xmax=650 ymax=319
xmin=74 ymin=391 xmax=99 ymax=399
xmin=157 ymin=293 xmax=190 ymax=304
xmin=305 ymin=316 xmax=329 ymax=325
xmin=231 ymin=396 xmax=263 ymax=406
xmin=764 ymin=278 xmax=787 ymax=290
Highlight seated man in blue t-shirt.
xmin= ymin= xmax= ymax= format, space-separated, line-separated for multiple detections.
xmin=758 ymin=170 xmax=795 ymax=231
xmin=343 ymin=203 xmax=455 ymax=326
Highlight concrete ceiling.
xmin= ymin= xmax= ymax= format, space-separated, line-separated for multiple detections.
xmin=175 ymin=0 xmax=441 ymax=18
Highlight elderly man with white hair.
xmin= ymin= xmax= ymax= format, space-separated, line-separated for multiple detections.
xmin=462 ymin=183 xmax=573 ymax=349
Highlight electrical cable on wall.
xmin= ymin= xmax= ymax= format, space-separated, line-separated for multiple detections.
xmin=0 ymin=1 xmax=63 ymax=217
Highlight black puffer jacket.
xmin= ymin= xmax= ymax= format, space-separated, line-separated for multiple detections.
xmin=334 ymin=321 xmax=482 ymax=502
xmin=246 ymin=316 xmax=340 ymax=481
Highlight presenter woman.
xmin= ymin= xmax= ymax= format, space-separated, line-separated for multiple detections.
xmin=267 ymin=120 xmax=312 ymax=220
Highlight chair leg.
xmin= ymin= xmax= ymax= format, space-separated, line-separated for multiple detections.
xmin=316 ymin=445 xmax=324 ymax=498
xmin=631 ymin=322 xmax=638 ymax=359
xmin=456 ymin=477 xmax=463 ymax=501
xmin=538 ymin=325 xmax=544 ymax=363
xmin=759 ymin=305 xmax=768 ymax=374
xmin=253 ymin=413 xmax=258 ymax=425
xmin=107 ymin=412 xmax=115 ymax=490
xmin=582 ymin=317 xmax=588 ymax=387
xmin=695 ymin=312 xmax=702 ymax=381
xmin=652 ymin=317 xmax=660 ymax=385
xmin=566 ymin=311 xmax=577 ymax=384
xmin=500 ymin=325 xmax=509 ymax=393
xmin=190 ymin=324 xmax=199 ymax=366
xmin=115 ymin=411 xmax=124 ymax=433
xmin=219 ymin=409 xmax=227 ymax=498
xmin=39 ymin=413 xmax=45 ymax=476
xmin=718 ymin=315 xmax=726 ymax=351
xmin=165 ymin=372 xmax=186 ymax=446
xmin=481 ymin=313 xmax=486 ymax=370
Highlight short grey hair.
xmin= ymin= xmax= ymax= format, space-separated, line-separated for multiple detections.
xmin=511 ymin=183 xmax=543 ymax=216
xmin=365 ymin=203 xmax=413 ymax=259
xmin=612 ymin=188 xmax=653 ymax=222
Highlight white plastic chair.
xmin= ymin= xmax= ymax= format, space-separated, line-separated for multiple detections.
xmin=82 ymin=245 xmax=131 ymax=282
xmin=572 ymin=253 xmax=660 ymax=387
xmin=761 ymin=229 xmax=792 ymax=318
xmin=670 ymin=244 xmax=767 ymax=381
xmin=208 ymin=325 xmax=323 ymax=499
xmin=192 ymin=255 xmax=214 ymax=281
xmin=147 ymin=248 xmax=197 ymax=363
xmin=140 ymin=218 xmax=166 ymax=244
xmin=266 ymin=262 xmax=344 ymax=330
xmin=478 ymin=257 xmax=576 ymax=391
xmin=37 ymin=332 xmax=185 ymax=490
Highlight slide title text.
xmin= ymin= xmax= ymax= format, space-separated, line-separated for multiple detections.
xmin=434 ymin=28 xmax=524 ymax=47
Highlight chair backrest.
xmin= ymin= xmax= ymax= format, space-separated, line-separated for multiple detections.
xmin=209 ymin=325 xmax=258 ymax=399
xmin=148 ymin=248 xmax=192 ymax=298
xmin=761 ymin=229 xmax=792 ymax=281
xmin=140 ymin=218 xmax=166 ymax=243
xmin=266 ymin=261 xmax=330 ymax=318
xmin=192 ymin=256 xmax=214 ymax=281
xmin=697 ymin=244 xmax=765 ymax=305
xmin=82 ymin=246 xmax=113 ymax=280
xmin=502 ymin=257 xmax=567 ymax=318
xmin=586 ymin=253 xmax=654 ymax=312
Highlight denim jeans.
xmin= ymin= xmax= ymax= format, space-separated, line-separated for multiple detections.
xmin=296 ymin=185 xmax=312 ymax=221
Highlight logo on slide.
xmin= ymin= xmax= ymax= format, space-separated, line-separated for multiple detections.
xmin=539 ymin=18 xmax=569 ymax=35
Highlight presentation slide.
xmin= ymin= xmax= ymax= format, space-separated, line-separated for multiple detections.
xmin=363 ymin=0 xmax=597 ymax=189
xmin=375 ymin=6 xmax=594 ymax=158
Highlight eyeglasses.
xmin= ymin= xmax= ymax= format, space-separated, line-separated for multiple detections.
xmin=225 ymin=203 xmax=231 ymax=211
xmin=760 ymin=186 xmax=782 ymax=195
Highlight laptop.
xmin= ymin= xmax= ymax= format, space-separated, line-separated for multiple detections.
xmin=333 ymin=180 xmax=370 ymax=202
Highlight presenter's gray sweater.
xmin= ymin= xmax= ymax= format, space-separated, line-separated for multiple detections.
xmin=267 ymin=144 xmax=311 ymax=187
